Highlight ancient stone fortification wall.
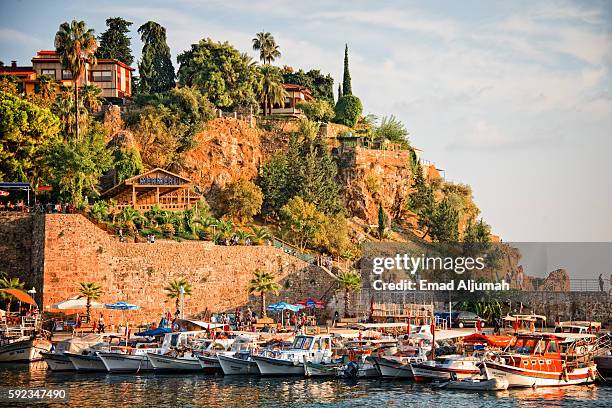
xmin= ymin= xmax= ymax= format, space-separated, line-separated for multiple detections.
xmin=36 ymin=214 xmax=336 ymax=325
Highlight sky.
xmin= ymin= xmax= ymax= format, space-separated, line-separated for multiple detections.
xmin=1 ymin=0 xmax=611 ymax=243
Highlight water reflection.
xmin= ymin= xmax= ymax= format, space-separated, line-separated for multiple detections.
xmin=0 ymin=364 xmax=608 ymax=408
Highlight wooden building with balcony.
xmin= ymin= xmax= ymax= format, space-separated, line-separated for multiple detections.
xmin=100 ymin=168 xmax=202 ymax=212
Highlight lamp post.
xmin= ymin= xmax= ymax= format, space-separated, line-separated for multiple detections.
xmin=179 ymin=286 xmax=185 ymax=320
xmin=27 ymin=287 xmax=36 ymax=312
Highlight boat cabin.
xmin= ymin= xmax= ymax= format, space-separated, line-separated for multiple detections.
xmin=501 ymin=333 xmax=564 ymax=372
xmin=555 ymin=321 xmax=601 ymax=334
xmin=290 ymin=335 xmax=332 ymax=351
xmin=502 ymin=314 xmax=547 ymax=333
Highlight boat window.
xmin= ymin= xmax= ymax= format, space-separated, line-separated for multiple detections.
xmin=322 ymin=338 xmax=330 ymax=350
xmin=313 ymin=340 xmax=321 ymax=350
xmin=547 ymin=341 xmax=558 ymax=353
xmin=292 ymin=337 xmax=305 ymax=349
xmin=531 ymin=360 xmax=537 ymax=365
xmin=170 ymin=335 xmax=179 ymax=347
xmin=302 ymin=337 xmax=313 ymax=350
xmin=539 ymin=360 xmax=545 ymax=365
xmin=523 ymin=360 xmax=529 ymax=365
xmin=510 ymin=338 xmax=537 ymax=354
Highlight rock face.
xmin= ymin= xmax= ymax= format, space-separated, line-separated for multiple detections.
xmin=174 ymin=118 xmax=286 ymax=198
xmin=103 ymin=105 xmax=124 ymax=139
xmin=538 ymin=269 xmax=571 ymax=292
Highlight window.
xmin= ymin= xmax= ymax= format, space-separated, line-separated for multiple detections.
xmin=41 ymin=69 xmax=55 ymax=79
xmin=92 ymin=70 xmax=112 ymax=82
xmin=61 ymin=70 xmax=72 ymax=80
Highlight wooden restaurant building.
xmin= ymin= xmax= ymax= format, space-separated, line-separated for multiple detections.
xmin=101 ymin=168 xmax=201 ymax=212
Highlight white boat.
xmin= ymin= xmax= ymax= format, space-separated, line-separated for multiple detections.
xmin=411 ymin=355 xmax=482 ymax=382
xmin=371 ymin=354 xmax=427 ymax=379
xmin=252 ymin=335 xmax=333 ymax=376
xmin=42 ymin=333 xmax=118 ymax=371
xmin=99 ymin=342 xmax=161 ymax=373
xmin=218 ymin=352 xmax=260 ymax=375
xmin=147 ymin=331 xmax=230 ymax=372
xmin=201 ymin=335 xmax=258 ymax=374
xmin=436 ymin=377 xmax=509 ymax=391
xmin=65 ymin=351 xmax=107 ymax=372
xmin=0 ymin=337 xmax=52 ymax=363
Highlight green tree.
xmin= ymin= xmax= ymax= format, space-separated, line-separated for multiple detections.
xmin=0 ymin=92 xmax=61 ymax=187
xmin=80 ymin=84 xmax=103 ymax=112
xmin=0 ymin=276 xmax=25 ymax=315
xmin=258 ymin=65 xmax=287 ymax=116
xmin=54 ymin=20 xmax=98 ymax=140
xmin=247 ymin=269 xmax=280 ymax=318
xmin=177 ymin=38 xmax=259 ymax=110
xmin=342 ymin=44 xmax=352 ymax=96
xmin=280 ymin=196 xmax=326 ymax=251
xmin=316 ymin=213 xmax=352 ymax=257
xmin=252 ymin=32 xmax=281 ymax=64
xmin=113 ymin=147 xmax=143 ymax=184
xmin=283 ymin=68 xmax=335 ymax=105
xmin=164 ymin=278 xmax=193 ymax=312
xmin=258 ymin=154 xmax=290 ymax=217
xmin=37 ymin=74 xmax=55 ymax=99
xmin=377 ymin=203 xmax=386 ymax=241
xmin=334 ymin=95 xmax=362 ymax=127
xmin=429 ymin=197 xmax=460 ymax=243
xmin=373 ymin=115 xmax=410 ymax=148
xmin=218 ymin=178 xmax=263 ymax=223
xmin=463 ymin=218 xmax=492 ymax=256
xmin=96 ymin=17 xmax=134 ymax=65
xmin=297 ymin=99 xmax=334 ymax=122
xmin=137 ymin=21 xmax=175 ymax=94
xmin=336 ymin=271 xmax=361 ymax=317
xmin=128 ymin=105 xmax=181 ymax=168
xmin=77 ymin=282 xmax=102 ymax=321
xmin=49 ymin=121 xmax=113 ymax=206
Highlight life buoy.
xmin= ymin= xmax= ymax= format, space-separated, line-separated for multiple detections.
xmin=172 ymin=323 xmax=180 ymax=332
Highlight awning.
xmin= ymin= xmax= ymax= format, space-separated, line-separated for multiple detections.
xmin=0 ymin=288 xmax=37 ymax=306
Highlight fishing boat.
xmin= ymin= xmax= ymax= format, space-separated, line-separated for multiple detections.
xmin=42 ymin=333 xmax=118 ymax=371
xmin=148 ymin=332 xmax=232 ymax=372
xmin=435 ymin=368 xmax=510 ymax=391
xmin=0 ymin=337 xmax=52 ymax=363
xmin=252 ymin=335 xmax=333 ymax=376
xmin=486 ymin=332 xmax=598 ymax=387
xmin=218 ymin=350 xmax=262 ymax=375
xmin=371 ymin=354 xmax=427 ymax=379
xmin=411 ymin=355 xmax=482 ymax=382
xmin=65 ymin=350 xmax=107 ymax=372
xmin=98 ymin=342 xmax=161 ymax=373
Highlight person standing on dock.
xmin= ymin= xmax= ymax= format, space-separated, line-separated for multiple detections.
xmin=599 ymin=273 xmax=604 ymax=292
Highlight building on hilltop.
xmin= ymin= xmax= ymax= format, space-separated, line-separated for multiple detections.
xmin=0 ymin=50 xmax=134 ymax=103
xmin=263 ymin=83 xmax=313 ymax=117
xmin=100 ymin=168 xmax=202 ymax=212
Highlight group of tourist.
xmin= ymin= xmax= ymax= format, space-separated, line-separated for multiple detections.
xmin=0 ymin=200 xmax=27 ymax=212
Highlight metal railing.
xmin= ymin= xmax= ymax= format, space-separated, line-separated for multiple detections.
xmin=530 ymin=278 xmax=610 ymax=292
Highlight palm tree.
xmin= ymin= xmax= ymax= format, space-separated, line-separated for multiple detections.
xmin=258 ymin=66 xmax=287 ymax=116
xmin=119 ymin=206 xmax=145 ymax=232
xmin=336 ymin=271 xmax=362 ymax=318
xmin=0 ymin=276 xmax=25 ymax=315
xmin=80 ymin=84 xmax=103 ymax=112
xmin=248 ymin=269 xmax=280 ymax=318
xmin=164 ymin=278 xmax=192 ymax=313
xmin=252 ymin=32 xmax=281 ymax=64
xmin=55 ymin=20 xmax=98 ymax=139
xmin=77 ymin=282 xmax=102 ymax=321
xmin=251 ymin=226 xmax=271 ymax=245
xmin=37 ymin=74 xmax=55 ymax=99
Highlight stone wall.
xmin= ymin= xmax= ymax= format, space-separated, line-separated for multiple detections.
xmin=0 ymin=213 xmax=337 ymax=325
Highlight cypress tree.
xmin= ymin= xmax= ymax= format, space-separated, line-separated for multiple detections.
xmin=342 ymin=44 xmax=352 ymax=96
xmin=377 ymin=203 xmax=386 ymax=241
xmin=337 ymin=83 xmax=342 ymax=101
xmin=96 ymin=17 xmax=134 ymax=65
xmin=137 ymin=21 xmax=175 ymax=94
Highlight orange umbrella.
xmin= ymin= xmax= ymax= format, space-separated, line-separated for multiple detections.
xmin=0 ymin=288 xmax=37 ymax=306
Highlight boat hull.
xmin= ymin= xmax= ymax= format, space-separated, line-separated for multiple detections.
xmin=0 ymin=339 xmax=52 ymax=363
xmin=98 ymin=352 xmax=153 ymax=373
xmin=41 ymin=352 xmax=75 ymax=371
xmin=304 ymin=362 xmax=340 ymax=377
xmin=218 ymin=354 xmax=260 ymax=375
xmin=594 ymin=356 xmax=612 ymax=379
xmin=197 ymin=355 xmax=223 ymax=374
xmin=252 ymin=355 xmax=304 ymax=376
xmin=411 ymin=363 xmax=480 ymax=382
xmin=486 ymin=362 xmax=596 ymax=388
xmin=65 ymin=352 xmax=107 ymax=372
xmin=438 ymin=378 xmax=509 ymax=391
xmin=371 ymin=357 xmax=414 ymax=379
xmin=148 ymin=353 xmax=203 ymax=372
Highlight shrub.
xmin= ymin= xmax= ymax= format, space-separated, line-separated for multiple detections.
xmin=297 ymin=99 xmax=335 ymax=122
xmin=334 ymin=95 xmax=362 ymax=127
xmin=218 ymin=178 xmax=263 ymax=223
xmin=162 ymin=223 xmax=175 ymax=238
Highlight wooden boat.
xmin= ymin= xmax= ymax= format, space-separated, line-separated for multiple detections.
xmin=98 ymin=341 xmax=161 ymax=373
xmin=252 ymin=335 xmax=333 ymax=376
xmin=411 ymin=355 xmax=482 ymax=382
xmin=593 ymin=355 xmax=612 ymax=379
xmin=486 ymin=333 xmax=598 ymax=387
xmin=42 ymin=333 xmax=119 ymax=371
xmin=218 ymin=352 xmax=260 ymax=375
xmin=0 ymin=337 xmax=51 ymax=363
xmin=371 ymin=354 xmax=426 ymax=379
xmin=435 ymin=377 xmax=509 ymax=391
xmin=65 ymin=351 xmax=107 ymax=372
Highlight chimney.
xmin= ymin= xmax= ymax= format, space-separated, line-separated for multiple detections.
xmin=11 ymin=60 xmax=17 ymax=67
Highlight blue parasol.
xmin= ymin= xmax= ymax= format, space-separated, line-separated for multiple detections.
xmin=105 ymin=301 xmax=139 ymax=310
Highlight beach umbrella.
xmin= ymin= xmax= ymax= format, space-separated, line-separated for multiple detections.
xmin=105 ymin=301 xmax=139 ymax=310
xmin=267 ymin=302 xmax=304 ymax=326
xmin=51 ymin=296 xmax=103 ymax=310
xmin=296 ymin=298 xmax=325 ymax=309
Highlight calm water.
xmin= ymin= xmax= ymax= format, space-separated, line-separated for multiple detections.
xmin=0 ymin=363 xmax=609 ymax=407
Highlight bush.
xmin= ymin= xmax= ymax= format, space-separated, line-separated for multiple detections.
xmin=162 ymin=223 xmax=175 ymax=238
xmin=334 ymin=95 xmax=362 ymax=127
xmin=297 ymin=99 xmax=335 ymax=122
xmin=218 ymin=178 xmax=263 ymax=223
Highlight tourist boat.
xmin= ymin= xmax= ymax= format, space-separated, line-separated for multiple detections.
xmin=98 ymin=342 xmax=161 ymax=373
xmin=486 ymin=333 xmax=598 ymax=387
xmin=0 ymin=337 xmax=52 ymax=363
xmin=411 ymin=355 xmax=483 ymax=382
xmin=65 ymin=350 xmax=107 ymax=372
xmin=42 ymin=333 xmax=118 ymax=371
xmin=371 ymin=354 xmax=427 ymax=379
xmin=252 ymin=335 xmax=333 ymax=376
xmin=147 ymin=332 xmax=232 ymax=372
xmin=218 ymin=351 xmax=260 ymax=375
xmin=196 ymin=338 xmax=238 ymax=373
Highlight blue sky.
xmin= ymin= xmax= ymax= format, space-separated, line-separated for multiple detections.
xmin=1 ymin=0 xmax=611 ymax=242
